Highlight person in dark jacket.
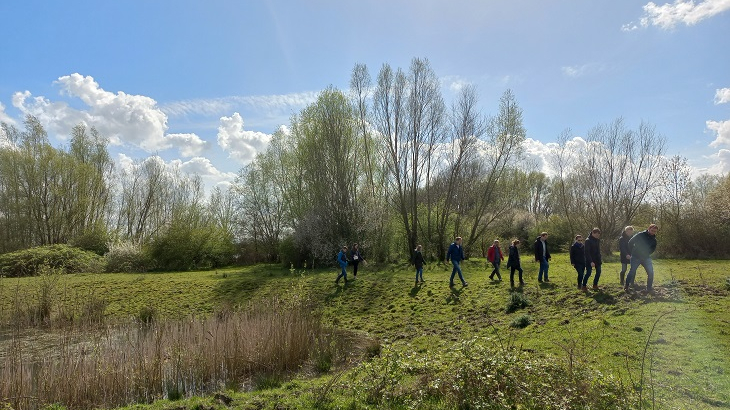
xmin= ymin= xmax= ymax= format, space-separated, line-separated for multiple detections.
xmin=506 ymin=239 xmax=523 ymax=288
xmin=335 ymin=246 xmax=349 ymax=284
xmin=413 ymin=244 xmax=425 ymax=285
xmin=533 ymin=232 xmax=551 ymax=282
xmin=446 ymin=236 xmax=468 ymax=287
xmin=624 ymin=224 xmax=659 ymax=293
xmin=618 ymin=226 xmax=634 ymax=286
xmin=487 ymin=240 xmax=504 ymax=281
xmin=350 ymin=243 xmax=366 ymax=278
xmin=583 ymin=228 xmax=603 ymax=290
xmin=570 ymin=234 xmax=586 ymax=290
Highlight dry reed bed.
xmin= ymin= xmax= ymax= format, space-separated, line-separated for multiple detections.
xmin=1 ymin=299 xmax=330 ymax=410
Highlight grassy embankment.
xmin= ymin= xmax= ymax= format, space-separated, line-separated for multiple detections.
xmin=1 ymin=254 xmax=729 ymax=409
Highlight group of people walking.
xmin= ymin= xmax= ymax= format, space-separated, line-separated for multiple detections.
xmin=569 ymin=224 xmax=658 ymax=292
xmin=335 ymin=243 xmax=365 ymax=284
xmin=337 ymin=224 xmax=658 ymax=292
xmin=485 ymin=233 xmax=549 ymax=288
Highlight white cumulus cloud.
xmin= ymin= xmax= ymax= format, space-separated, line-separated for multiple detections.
xmin=707 ymin=120 xmax=730 ymax=147
xmin=12 ymin=73 xmax=208 ymax=157
xmin=637 ymin=0 xmax=730 ymax=29
xmin=166 ymin=133 xmax=210 ymax=157
xmin=217 ymin=112 xmax=271 ymax=163
xmin=0 ymin=102 xmax=15 ymax=125
xmin=706 ymin=148 xmax=730 ymax=174
xmin=715 ymin=88 xmax=730 ymax=104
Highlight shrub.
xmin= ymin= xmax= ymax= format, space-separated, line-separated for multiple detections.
xmin=70 ymin=224 xmax=110 ymax=256
xmin=505 ymin=291 xmax=531 ymax=313
xmin=148 ymin=224 xmax=235 ymax=271
xmin=279 ymin=235 xmax=307 ymax=268
xmin=0 ymin=244 xmax=104 ymax=277
xmin=510 ymin=314 xmax=533 ymax=328
xmin=104 ymin=241 xmax=149 ymax=273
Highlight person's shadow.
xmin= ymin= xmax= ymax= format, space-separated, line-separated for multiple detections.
xmin=446 ymin=285 xmax=463 ymax=305
xmin=409 ymin=283 xmax=422 ymax=297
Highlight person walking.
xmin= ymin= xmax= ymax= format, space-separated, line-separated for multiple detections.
xmin=413 ymin=244 xmax=425 ymax=285
xmin=350 ymin=243 xmax=365 ymax=279
xmin=533 ymin=232 xmax=551 ymax=282
xmin=624 ymin=224 xmax=659 ymax=293
xmin=506 ymin=239 xmax=524 ymax=288
xmin=618 ymin=226 xmax=634 ymax=286
xmin=446 ymin=236 xmax=468 ymax=287
xmin=583 ymin=228 xmax=603 ymax=290
xmin=570 ymin=234 xmax=586 ymax=290
xmin=487 ymin=240 xmax=504 ymax=281
xmin=335 ymin=246 xmax=349 ymax=284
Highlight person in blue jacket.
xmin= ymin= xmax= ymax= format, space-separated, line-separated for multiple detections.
xmin=335 ymin=245 xmax=349 ymax=284
xmin=570 ymin=234 xmax=586 ymax=290
xmin=413 ymin=244 xmax=425 ymax=285
xmin=446 ymin=236 xmax=468 ymax=287
xmin=624 ymin=224 xmax=659 ymax=293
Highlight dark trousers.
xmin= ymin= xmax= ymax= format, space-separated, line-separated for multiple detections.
xmin=352 ymin=261 xmax=360 ymax=277
xmin=510 ymin=266 xmax=523 ymax=285
xmin=584 ymin=264 xmax=602 ymax=287
xmin=574 ymin=264 xmax=585 ymax=288
xmin=490 ymin=261 xmax=502 ymax=280
xmin=619 ymin=262 xmax=629 ymax=285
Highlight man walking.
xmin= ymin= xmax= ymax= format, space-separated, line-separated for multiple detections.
xmin=624 ymin=224 xmax=659 ymax=293
xmin=446 ymin=236 xmax=468 ymax=287
xmin=570 ymin=234 xmax=586 ymax=290
xmin=533 ymin=232 xmax=551 ymax=282
xmin=335 ymin=246 xmax=349 ymax=284
xmin=583 ymin=228 xmax=603 ymax=290
xmin=618 ymin=226 xmax=634 ymax=285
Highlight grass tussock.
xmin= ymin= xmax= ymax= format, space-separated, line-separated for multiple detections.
xmin=0 ymin=297 xmax=338 ymax=410
xmin=348 ymin=339 xmax=631 ymax=409
xmin=505 ymin=291 xmax=531 ymax=313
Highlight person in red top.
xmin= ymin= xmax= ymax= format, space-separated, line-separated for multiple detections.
xmin=487 ymin=239 xmax=504 ymax=281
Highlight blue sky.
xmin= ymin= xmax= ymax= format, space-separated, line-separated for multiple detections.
xmin=1 ymin=0 xmax=729 ymax=189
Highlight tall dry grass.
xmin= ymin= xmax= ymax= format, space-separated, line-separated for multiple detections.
xmin=0 ymin=296 xmax=337 ymax=410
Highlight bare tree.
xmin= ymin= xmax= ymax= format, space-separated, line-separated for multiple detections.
xmin=462 ymin=90 xmax=526 ymax=251
xmin=432 ymin=84 xmax=485 ymax=258
xmin=372 ymin=58 xmax=445 ymax=253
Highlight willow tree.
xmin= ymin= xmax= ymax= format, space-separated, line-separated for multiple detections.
xmin=288 ymin=86 xmax=359 ymax=260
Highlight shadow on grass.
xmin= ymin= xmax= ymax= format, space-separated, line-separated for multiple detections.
xmin=592 ymin=291 xmax=618 ymax=305
xmin=409 ymin=283 xmax=423 ymax=297
xmin=446 ymin=285 xmax=464 ymax=305
xmin=211 ymin=264 xmax=288 ymax=304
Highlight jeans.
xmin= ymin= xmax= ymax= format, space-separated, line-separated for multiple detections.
xmin=336 ymin=265 xmax=347 ymax=283
xmin=415 ymin=267 xmax=423 ymax=282
xmin=625 ymin=257 xmax=654 ymax=290
xmin=490 ymin=261 xmax=502 ymax=279
xmin=619 ymin=262 xmax=629 ymax=284
xmin=538 ymin=258 xmax=549 ymax=281
xmin=574 ymin=264 xmax=585 ymax=288
xmin=510 ymin=266 xmax=523 ymax=285
xmin=450 ymin=260 xmax=465 ymax=285
xmin=584 ymin=264 xmax=602 ymax=287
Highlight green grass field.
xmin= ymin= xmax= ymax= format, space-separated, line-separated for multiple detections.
xmin=1 ymin=254 xmax=729 ymax=409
